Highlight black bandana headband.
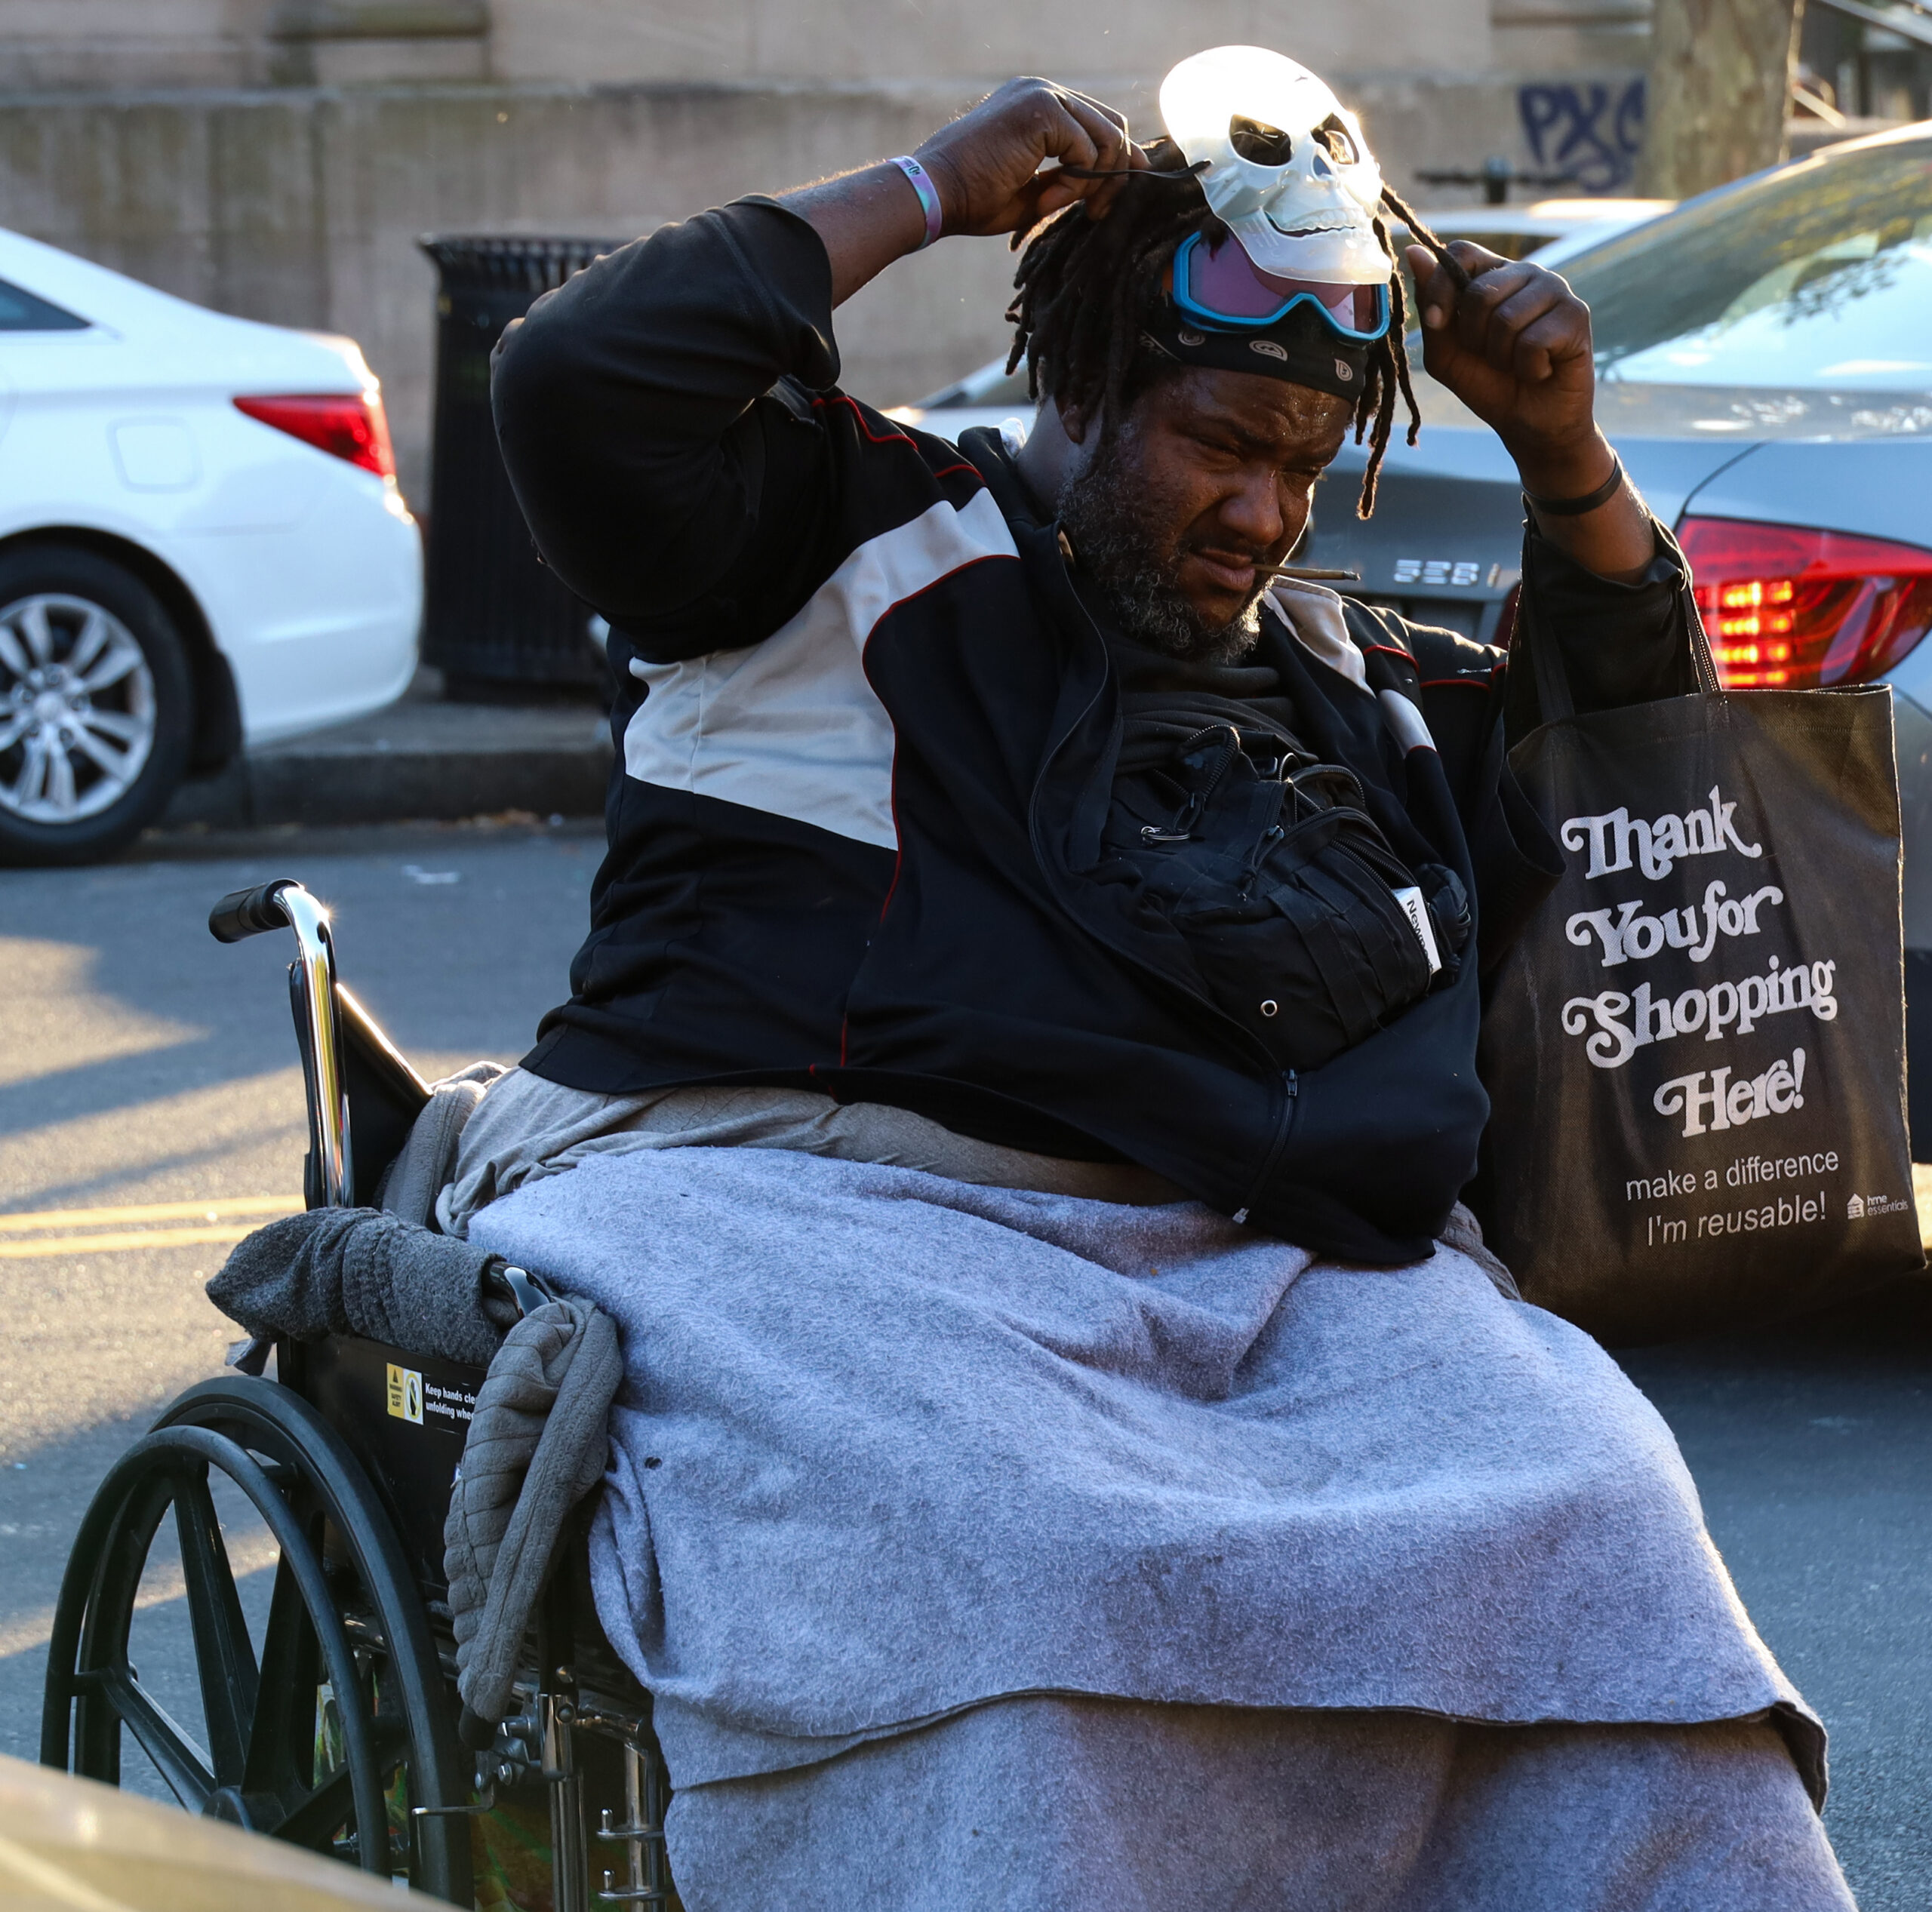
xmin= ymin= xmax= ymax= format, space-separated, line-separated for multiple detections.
xmin=1139 ymin=297 xmax=1371 ymax=404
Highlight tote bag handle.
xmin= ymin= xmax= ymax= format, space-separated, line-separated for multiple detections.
xmin=1520 ymin=520 xmax=1722 ymax=723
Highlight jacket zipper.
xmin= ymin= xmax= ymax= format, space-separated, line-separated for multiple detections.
xmin=1232 ymin=1070 xmax=1299 ymax=1226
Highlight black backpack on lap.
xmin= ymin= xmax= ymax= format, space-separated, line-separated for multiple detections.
xmin=1091 ymin=719 xmax=1471 ymax=1071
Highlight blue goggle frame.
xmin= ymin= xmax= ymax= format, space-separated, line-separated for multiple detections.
xmin=1170 ymin=232 xmax=1393 ymax=345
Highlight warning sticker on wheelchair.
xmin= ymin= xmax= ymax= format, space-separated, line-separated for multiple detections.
xmin=386 ymin=1363 xmax=423 ymax=1425
xmin=421 ymin=1378 xmax=476 ymax=1428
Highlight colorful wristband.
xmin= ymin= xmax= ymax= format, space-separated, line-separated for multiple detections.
xmin=890 ymin=154 xmax=946 ymax=250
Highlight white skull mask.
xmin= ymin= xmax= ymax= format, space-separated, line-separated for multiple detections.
xmin=1160 ymin=45 xmax=1388 ymax=287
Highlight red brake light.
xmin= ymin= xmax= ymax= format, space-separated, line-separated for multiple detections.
xmin=1678 ymin=516 xmax=1932 ymax=690
xmin=233 ymin=391 xmax=395 ymax=480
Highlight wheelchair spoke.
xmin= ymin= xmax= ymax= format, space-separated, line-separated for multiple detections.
xmin=172 ymin=1466 xmax=260 ymax=1787
xmin=242 ymin=1551 xmax=321 ymax=1805
xmin=269 ymin=1716 xmax=407 ymax=1854
xmin=272 ymin=1763 xmax=357 ymax=1852
xmin=82 ymin=1666 xmax=215 ymax=1810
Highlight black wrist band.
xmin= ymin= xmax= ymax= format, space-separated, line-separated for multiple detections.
xmin=1524 ymin=454 xmax=1623 ymax=518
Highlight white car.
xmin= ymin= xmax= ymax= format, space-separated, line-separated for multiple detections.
xmin=0 ymin=229 xmax=421 ymax=862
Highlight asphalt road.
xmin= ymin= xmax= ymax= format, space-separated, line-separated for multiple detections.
xmin=0 ymin=822 xmax=1927 ymax=1908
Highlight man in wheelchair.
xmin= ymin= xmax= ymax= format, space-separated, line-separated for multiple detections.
xmin=161 ymin=53 xmax=1853 ymax=1910
xmin=436 ymin=58 xmax=1857 ymax=1907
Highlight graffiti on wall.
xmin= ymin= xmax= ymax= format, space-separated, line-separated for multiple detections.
xmin=1518 ymin=79 xmax=1646 ymax=193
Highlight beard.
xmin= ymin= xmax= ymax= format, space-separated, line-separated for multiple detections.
xmin=1055 ymin=433 xmax=1272 ymax=666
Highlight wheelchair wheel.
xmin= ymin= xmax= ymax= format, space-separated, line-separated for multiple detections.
xmin=39 ymin=1374 xmax=475 ymax=1905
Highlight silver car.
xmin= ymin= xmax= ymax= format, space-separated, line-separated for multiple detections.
xmin=1303 ymin=122 xmax=1932 ymax=1144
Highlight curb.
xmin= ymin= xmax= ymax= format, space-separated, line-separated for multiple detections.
xmin=161 ymin=697 xmax=614 ymax=831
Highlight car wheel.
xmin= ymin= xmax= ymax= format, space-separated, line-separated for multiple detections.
xmin=0 ymin=546 xmax=194 ymax=865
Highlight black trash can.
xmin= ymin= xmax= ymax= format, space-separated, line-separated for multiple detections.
xmin=419 ymin=235 xmax=624 ymax=699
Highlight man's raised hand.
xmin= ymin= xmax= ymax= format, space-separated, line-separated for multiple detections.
xmin=780 ymin=79 xmax=1143 ymax=308
xmin=914 ymin=79 xmax=1148 ymax=238
xmin=1405 ymin=238 xmax=1654 ymax=580
xmin=1403 ymin=241 xmax=1606 ymax=490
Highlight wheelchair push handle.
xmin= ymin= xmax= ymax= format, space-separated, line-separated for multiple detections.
xmin=209 ymin=881 xmax=297 ymax=944
xmin=208 ymin=878 xmax=354 ymax=1210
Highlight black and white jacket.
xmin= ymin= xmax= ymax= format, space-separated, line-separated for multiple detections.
xmin=491 ymin=196 xmax=1698 ymax=1264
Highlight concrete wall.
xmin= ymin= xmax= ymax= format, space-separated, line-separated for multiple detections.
xmin=483 ymin=0 xmax=1493 ymax=85
xmin=0 ymin=0 xmax=1653 ymax=508
xmin=0 ymin=1 xmax=491 ymax=89
xmin=5 ymin=0 xmax=1578 ymax=90
xmin=0 ymin=1 xmax=274 ymax=90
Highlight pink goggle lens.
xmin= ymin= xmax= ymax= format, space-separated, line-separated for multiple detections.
xmin=1182 ymin=236 xmax=1380 ymax=333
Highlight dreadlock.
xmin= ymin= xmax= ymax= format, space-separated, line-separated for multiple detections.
xmin=1006 ymin=152 xmax=1469 ymax=519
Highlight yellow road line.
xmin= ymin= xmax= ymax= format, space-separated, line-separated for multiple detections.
xmin=0 ymin=1225 xmax=263 ymax=1259
xmin=0 ymin=1195 xmax=301 ymax=1232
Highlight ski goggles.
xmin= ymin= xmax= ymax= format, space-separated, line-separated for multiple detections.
xmin=1170 ymin=230 xmax=1392 ymax=343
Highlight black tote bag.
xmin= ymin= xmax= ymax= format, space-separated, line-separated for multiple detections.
xmin=1478 ymin=563 xmax=1924 ymax=1344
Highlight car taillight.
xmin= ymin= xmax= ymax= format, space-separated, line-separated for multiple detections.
xmin=1677 ymin=516 xmax=1932 ymax=690
xmin=233 ymin=391 xmax=396 ymax=480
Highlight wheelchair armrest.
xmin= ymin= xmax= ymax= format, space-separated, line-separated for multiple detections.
xmin=484 ymin=1264 xmax=559 ymax=1322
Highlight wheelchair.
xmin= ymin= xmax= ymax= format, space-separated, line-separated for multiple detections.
xmin=39 ymin=878 xmax=672 ymax=1911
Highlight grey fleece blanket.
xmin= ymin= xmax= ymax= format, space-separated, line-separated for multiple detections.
xmin=466 ymin=1148 xmax=1826 ymax=1807
xmin=666 ymin=1700 xmax=1849 ymax=1911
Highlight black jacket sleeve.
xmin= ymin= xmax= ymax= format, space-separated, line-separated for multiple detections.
xmin=490 ymin=197 xmax=845 ymax=659
xmin=1503 ymin=515 xmax=1698 ymax=743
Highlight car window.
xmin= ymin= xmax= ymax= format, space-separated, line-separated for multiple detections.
xmin=0 ymin=275 xmax=88 ymax=331
xmin=1562 ymin=138 xmax=1932 ymax=393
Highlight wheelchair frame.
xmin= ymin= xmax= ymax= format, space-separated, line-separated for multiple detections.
xmin=39 ymin=878 xmax=674 ymax=1910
